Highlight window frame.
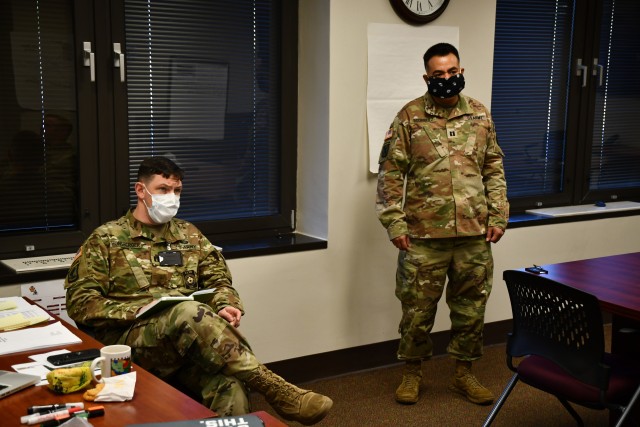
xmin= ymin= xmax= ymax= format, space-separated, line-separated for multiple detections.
xmin=492 ymin=0 xmax=640 ymax=217
xmin=0 ymin=0 xmax=302 ymax=261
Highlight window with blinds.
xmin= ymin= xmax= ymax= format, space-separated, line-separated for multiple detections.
xmin=0 ymin=0 xmax=78 ymax=234
xmin=123 ymin=0 xmax=290 ymax=230
xmin=492 ymin=0 xmax=640 ymax=212
xmin=589 ymin=0 xmax=640 ymax=191
xmin=492 ymin=0 xmax=572 ymax=200
xmin=0 ymin=0 xmax=297 ymax=260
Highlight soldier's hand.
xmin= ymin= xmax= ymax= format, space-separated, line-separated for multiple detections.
xmin=218 ymin=306 xmax=242 ymax=328
xmin=486 ymin=227 xmax=505 ymax=243
xmin=391 ymin=235 xmax=410 ymax=251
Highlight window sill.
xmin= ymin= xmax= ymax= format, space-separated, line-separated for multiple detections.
xmin=508 ymin=205 xmax=640 ymax=229
xmin=213 ymin=233 xmax=327 ymax=260
xmin=0 ymin=233 xmax=327 ymax=286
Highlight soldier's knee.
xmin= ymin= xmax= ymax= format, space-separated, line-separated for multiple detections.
xmin=170 ymin=301 xmax=215 ymax=321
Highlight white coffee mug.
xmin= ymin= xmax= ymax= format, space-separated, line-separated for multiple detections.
xmin=90 ymin=344 xmax=132 ymax=383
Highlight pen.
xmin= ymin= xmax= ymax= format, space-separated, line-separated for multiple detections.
xmin=24 ymin=407 xmax=82 ymax=425
xmin=39 ymin=415 xmax=70 ymax=427
xmin=27 ymin=402 xmax=84 ymax=414
xmin=39 ymin=406 xmax=104 ymax=427
xmin=21 ymin=404 xmax=84 ymax=423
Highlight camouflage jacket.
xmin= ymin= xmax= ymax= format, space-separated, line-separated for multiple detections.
xmin=65 ymin=210 xmax=243 ymax=338
xmin=376 ymin=92 xmax=509 ymax=240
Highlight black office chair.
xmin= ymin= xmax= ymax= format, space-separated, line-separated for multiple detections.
xmin=483 ymin=270 xmax=640 ymax=427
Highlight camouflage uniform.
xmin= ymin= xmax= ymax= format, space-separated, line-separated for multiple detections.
xmin=376 ymin=92 xmax=509 ymax=361
xmin=65 ymin=210 xmax=256 ymax=416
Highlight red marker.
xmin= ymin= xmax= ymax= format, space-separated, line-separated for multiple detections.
xmin=25 ymin=407 xmax=82 ymax=425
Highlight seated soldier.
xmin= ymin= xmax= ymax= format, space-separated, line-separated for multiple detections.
xmin=65 ymin=156 xmax=332 ymax=425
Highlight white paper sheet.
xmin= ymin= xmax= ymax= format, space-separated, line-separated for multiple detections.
xmin=367 ymin=24 xmax=459 ymax=172
xmin=0 ymin=298 xmax=53 ymax=321
xmin=0 ymin=321 xmax=81 ymax=356
xmin=12 ymin=361 xmax=56 ymax=385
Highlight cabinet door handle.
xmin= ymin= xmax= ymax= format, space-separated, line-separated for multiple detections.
xmin=592 ymin=57 xmax=604 ymax=87
xmin=113 ymin=42 xmax=125 ymax=83
xmin=83 ymin=41 xmax=95 ymax=82
xmin=576 ymin=58 xmax=587 ymax=87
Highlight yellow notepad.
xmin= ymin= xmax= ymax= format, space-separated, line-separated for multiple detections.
xmin=0 ymin=313 xmax=48 ymax=331
xmin=0 ymin=300 xmax=18 ymax=311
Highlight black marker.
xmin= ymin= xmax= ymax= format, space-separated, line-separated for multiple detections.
xmin=26 ymin=402 xmax=84 ymax=414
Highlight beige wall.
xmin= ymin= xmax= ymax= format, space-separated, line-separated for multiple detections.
xmin=2 ymin=0 xmax=640 ymax=364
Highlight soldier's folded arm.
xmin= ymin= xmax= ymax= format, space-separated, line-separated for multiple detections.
xmin=196 ymin=245 xmax=244 ymax=315
xmin=65 ymin=282 xmax=143 ymax=328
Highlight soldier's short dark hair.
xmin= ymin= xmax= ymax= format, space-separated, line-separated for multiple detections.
xmin=137 ymin=156 xmax=184 ymax=183
xmin=423 ymin=43 xmax=460 ymax=70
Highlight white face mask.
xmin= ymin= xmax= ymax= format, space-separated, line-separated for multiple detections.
xmin=143 ymin=185 xmax=180 ymax=224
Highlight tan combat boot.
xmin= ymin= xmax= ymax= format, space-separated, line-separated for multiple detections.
xmin=238 ymin=364 xmax=332 ymax=425
xmin=395 ymin=360 xmax=422 ymax=404
xmin=449 ymin=360 xmax=494 ymax=405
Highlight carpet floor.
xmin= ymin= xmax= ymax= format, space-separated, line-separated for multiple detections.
xmin=250 ymin=330 xmax=615 ymax=426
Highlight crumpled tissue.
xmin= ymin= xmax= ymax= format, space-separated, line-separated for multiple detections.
xmin=95 ymin=371 xmax=136 ymax=402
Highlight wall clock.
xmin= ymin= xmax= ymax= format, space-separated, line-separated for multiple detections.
xmin=389 ymin=0 xmax=450 ymax=25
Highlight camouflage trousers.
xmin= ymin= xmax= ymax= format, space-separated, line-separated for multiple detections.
xmin=118 ymin=301 xmax=258 ymax=416
xmin=395 ymin=236 xmax=493 ymax=362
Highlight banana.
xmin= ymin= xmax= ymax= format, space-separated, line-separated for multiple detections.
xmin=46 ymin=362 xmax=93 ymax=394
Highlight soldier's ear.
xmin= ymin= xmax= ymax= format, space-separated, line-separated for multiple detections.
xmin=134 ymin=182 xmax=146 ymax=201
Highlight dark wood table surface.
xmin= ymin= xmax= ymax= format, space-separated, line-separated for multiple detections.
xmin=521 ymin=252 xmax=640 ymax=322
xmin=0 ymin=301 xmax=287 ymax=426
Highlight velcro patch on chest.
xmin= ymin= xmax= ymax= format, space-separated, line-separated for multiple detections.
xmin=174 ymin=244 xmax=198 ymax=250
xmin=112 ymin=241 xmax=146 ymax=249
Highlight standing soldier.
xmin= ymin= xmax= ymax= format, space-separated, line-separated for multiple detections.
xmin=375 ymin=43 xmax=508 ymax=406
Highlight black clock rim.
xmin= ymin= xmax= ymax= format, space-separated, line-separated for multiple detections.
xmin=389 ymin=0 xmax=450 ymax=25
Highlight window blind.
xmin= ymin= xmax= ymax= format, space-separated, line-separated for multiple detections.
xmin=124 ymin=0 xmax=281 ymax=223
xmin=589 ymin=0 xmax=640 ymax=191
xmin=0 ymin=0 xmax=78 ymax=233
xmin=491 ymin=0 xmax=573 ymax=200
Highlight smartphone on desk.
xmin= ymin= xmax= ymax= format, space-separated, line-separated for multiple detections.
xmin=47 ymin=349 xmax=100 ymax=366
xmin=525 ymin=265 xmax=548 ymax=274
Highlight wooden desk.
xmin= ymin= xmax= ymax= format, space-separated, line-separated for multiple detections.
xmin=534 ymin=252 xmax=640 ymax=322
xmin=0 ymin=302 xmax=287 ymax=426
xmin=0 ymin=322 xmax=214 ymax=426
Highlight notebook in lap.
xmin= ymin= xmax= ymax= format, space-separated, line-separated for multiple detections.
xmin=0 ymin=370 xmax=40 ymax=399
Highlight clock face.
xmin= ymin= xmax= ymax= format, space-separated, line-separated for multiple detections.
xmin=390 ymin=0 xmax=450 ymax=24
xmin=406 ymin=0 xmax=447 ymax=16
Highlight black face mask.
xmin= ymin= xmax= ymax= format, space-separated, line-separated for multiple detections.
xmin=427 ymin=74 xmax=465 ymax=99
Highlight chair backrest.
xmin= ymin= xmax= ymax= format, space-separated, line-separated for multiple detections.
xmin=503 ymin=270 xmax=609 ymax=389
